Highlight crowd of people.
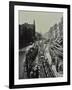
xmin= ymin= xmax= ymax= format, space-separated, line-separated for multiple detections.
xmin=23 ymin=40 xmax=62 ymax=79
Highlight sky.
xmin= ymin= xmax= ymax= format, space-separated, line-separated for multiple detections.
xmin=19 ymin=10 xmax=63 ymax=34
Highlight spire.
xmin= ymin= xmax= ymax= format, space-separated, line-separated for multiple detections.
xmin=33 ymin=20 xmax=35 ymax=27
xmin=33 ymin=20 xmax=35 ymax=25
xmin=33 ymin=20 xmax=35 ymax=32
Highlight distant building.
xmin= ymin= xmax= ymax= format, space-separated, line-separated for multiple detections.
xmin=19 ymin=20 xmax=35 ymax=49
xmin=47 ymin=17 xmax=63 ymax=42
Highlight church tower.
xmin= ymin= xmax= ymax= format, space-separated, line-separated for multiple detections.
xmin=33 ymin=20 xmax=35 ymax=36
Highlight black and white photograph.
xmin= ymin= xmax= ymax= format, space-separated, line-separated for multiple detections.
xmin=19 ymin=11 xmax=63 ymax=79
xmin=9 ymin=1 xmax=70 ymax=88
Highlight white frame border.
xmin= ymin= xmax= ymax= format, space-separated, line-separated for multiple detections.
xmin=14 ymin=5 xmax=67 ymax=85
